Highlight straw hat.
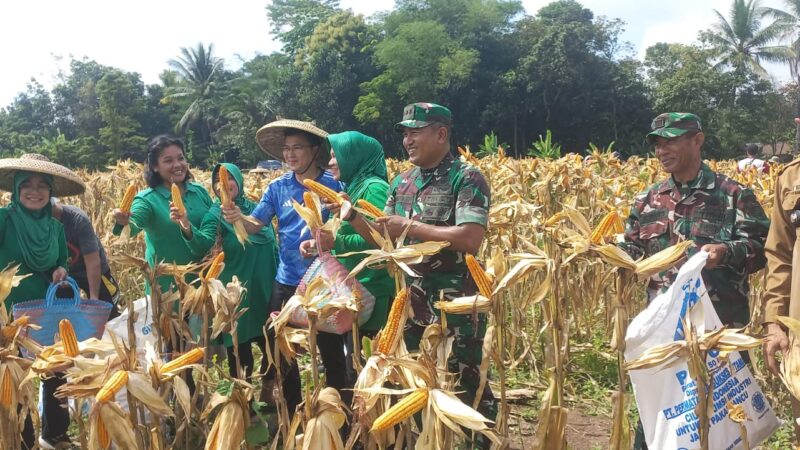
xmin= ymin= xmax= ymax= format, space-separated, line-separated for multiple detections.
xmin=0 ymin=153 xmax=86 ymax=196
xmin=255 ymin=119 xmax=330 ymax=166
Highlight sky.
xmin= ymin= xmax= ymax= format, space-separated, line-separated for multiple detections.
xmin=0 ymin=0 xmax=794 ymax=107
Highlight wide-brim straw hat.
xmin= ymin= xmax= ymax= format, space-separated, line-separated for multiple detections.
xmin=255 ymin=119 xmax=330 ymax=166
xmin=0 ymin=153 xmax=86 ymax=196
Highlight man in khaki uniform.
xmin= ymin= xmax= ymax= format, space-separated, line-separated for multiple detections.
xmin=763 ymin=154 xmax=800 ymax=373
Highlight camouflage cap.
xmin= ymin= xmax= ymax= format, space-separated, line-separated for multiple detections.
xmin=646 ymin=112 xmax=703 ymax=144
xmin=394 ymin=102 xmax=453 ymax=132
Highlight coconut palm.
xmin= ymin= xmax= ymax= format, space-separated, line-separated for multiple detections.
xmin=704 ymin=0 xmax=793 ymax=76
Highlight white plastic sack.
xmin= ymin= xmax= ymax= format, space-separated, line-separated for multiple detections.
xmin=625 ymin=251 xmax=780 ymax=449
xmin=103 ymin=296 xmax=158 ymax=350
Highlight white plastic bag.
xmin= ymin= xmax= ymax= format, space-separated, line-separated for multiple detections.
xmin=625 ymin=251 xmax=780 ymax=449
xmin=103 ymin=296 xmax=158 ymax=349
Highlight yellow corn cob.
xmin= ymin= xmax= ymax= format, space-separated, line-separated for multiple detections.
xmin=171 ymin=183 xmax=185 ymax=216
xmin=160 ymin=348 xmax=205 ymax=374
xmin=59 ymin=319 xmax=79 ymax=357
xmin=98 ymin=415 xmax=111 ymax=449
xmin=303 ymin=179 xmax=342 ymax=205
xmin=204 ymin=252 xmax=225 ymax=281
xmin=217 ymin=165 xmax=232 ymax=207
xmin=303 ymin=192 xmax=323 ymax=224
xmin=590 ymin=211 xmax=623 ymax=245
xmin=466 ymin=254 xmax=493 ymax=298
xmin=356 ymin=199 xmax=385 ymax=218
xmin=96 ymin=370 xmax=128 ymax=402
xmin=1 ymin=315 xmax=30 ymax=339
xmin=376 ymin=289 xmax=408 ymax=355
xmin=0 ymin=366 xmax=11 ymax=406
xmin=119 ymin=184 xmax=137 ymax=213
xmin=371 ymin=389 xmax=429 ymax=432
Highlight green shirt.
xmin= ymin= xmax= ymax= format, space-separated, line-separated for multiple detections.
xmin=113 ymin=182 xmax=212 ymax=294
xmin=0 ymin=207 xmax=68 ymax=310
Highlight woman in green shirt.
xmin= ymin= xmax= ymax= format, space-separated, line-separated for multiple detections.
xmin=112 ymin=135 xmax=213 ymax=294
xmin=0 ymin=153 xmax=86 ymax=448
xmin=300 ymin=131 xmax=395 ymax=335
xmin=171 ymin=163 xmax=278 ymax=380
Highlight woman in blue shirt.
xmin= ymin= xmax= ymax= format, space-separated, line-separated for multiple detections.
xmin=222 ymin=120 xmax=345 ymax=414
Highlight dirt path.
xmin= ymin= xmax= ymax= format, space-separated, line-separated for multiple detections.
xmin=506 ymin=396 xmax=612 ymax=449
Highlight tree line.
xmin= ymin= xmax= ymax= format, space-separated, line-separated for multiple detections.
xmin=1 ymin=0 xmax=800 ymax=169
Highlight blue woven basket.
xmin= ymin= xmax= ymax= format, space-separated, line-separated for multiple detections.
xmin=12 ymin=277 xmax=112 ymax=346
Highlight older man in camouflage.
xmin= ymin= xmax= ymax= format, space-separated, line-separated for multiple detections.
xmin=620 ymin=112 xmax=769 ymax=449
xmin=372 ymin=102 xmax=495 ymax=447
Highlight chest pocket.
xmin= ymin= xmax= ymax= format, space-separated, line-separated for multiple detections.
xmin=639 ymin=210 xmax=669 ymax=254
xmin=689 ymin=206 xmax=733 ymax=242
xmin=782 ymin=191 xmax=800 ymax=212
xmin=420 ymin=194 xmax=454 ymax=222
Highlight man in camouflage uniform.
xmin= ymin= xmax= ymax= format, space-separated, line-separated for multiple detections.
xmin=374 ymin=102 xmax=496 ymax=445
xmin=620 ymin=112 xmax=769 ymax=450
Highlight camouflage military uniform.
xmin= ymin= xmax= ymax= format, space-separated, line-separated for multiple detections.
xmin=619 ymin=162 xmax=769 ymax=327
xmin=384 ymin=152 xmax=497 ymax=423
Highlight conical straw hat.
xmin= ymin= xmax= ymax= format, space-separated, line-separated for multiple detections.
xmin=0 ymin=153 xmax=86 ymax=196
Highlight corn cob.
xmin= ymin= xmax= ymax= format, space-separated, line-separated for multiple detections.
xmin=371 ymin=389 xmax=429 ymax=432
xmin=466 ymin=254 xmax=493 ymax=298
xmin=96 ymin=370 xmax=128 ymax=402
xmin=59 ymin=319 xmax=79 ymax=357
xmin=160 ymin=348 xmax=205 ymax=374
xmin=376 ymin=289 xmax=408 ymax=355
xmin=119 ymin=184 xmax=137 ymax=213
xmin=98 ymin=415 xmax=111 ymax=449
xmin=171 ymin=183 xmax=185 ymax=216
xmin=303 ymin=179 xmax=342 ymax=205
xmin=0 ymin=366 xmax=11 ymax=406
xmin=303 ymin=191 xmax=323 ymax=224
xmin=204 ymin=252 xmax=225 ymax=281
xmin=217 ymin=165 xmax=232 ymax=207
xmin=1 ymin=315 xmax=30 ymax=339
xmin=356 ymin=199 xmax=385 ymax=218
xmin=590 ymin=211 xmax=623 ymax=245
xmin=634 ymin=240 xmax=694 ymax=278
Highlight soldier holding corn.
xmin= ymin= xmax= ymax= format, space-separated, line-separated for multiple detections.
xmin=620 ymin=112 xmax=769 ymax=449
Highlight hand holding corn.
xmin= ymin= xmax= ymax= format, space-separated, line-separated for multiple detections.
xmin=169 ymin=205 xmax=191 ymax=231
xmin=221 ymin=204 xmax=244 ymax=224
xmin=112 ymin=209 xmax=131 ymax=227
xmin=763 ymin=323 xmax=789 ymax=376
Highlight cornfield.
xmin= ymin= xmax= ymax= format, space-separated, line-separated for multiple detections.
xmin=0 ymin=150 xmax=793 ymax=449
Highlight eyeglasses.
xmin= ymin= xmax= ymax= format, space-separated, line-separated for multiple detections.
xmin=282 ymin=144 xmax=312 ymax=153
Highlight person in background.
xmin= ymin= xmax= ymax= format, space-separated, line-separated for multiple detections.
xmin=737 ymin=143 xmax=767 ymax=173
xmin=222 ymin=120 xmax=344 ymax=416
xmin=0 ymin=153 xmax=84 ymax=448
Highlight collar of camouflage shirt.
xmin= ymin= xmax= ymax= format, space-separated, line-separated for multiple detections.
xmin=657 ymin=162 xmax=716 ymax=194
xmin=420 ymin=152 xmax=456 ymax=180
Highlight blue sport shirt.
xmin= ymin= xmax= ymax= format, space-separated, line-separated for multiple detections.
xmin=251 ymin=170 xmax=343 ymax=286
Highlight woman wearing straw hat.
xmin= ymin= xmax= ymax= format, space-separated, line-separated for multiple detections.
xmin=0 ymin=153 xmax=85 ymax=448
xmin=111 ymin=135 xmax=213 ymax=295
xmin=221 ymin=119 xmax=345 ymax=416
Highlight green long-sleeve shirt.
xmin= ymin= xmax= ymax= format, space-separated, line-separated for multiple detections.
xmin=333 ymin=180 xmax=395 ymax=331
xmin=0 ymin=207 xmax=68 ymax=310
xmin=113 ymin=182 xmax=212 ymax=294
xmin=182 ymin=203 xmax=278 ymax=345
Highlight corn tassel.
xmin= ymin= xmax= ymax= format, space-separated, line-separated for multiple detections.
xmin=1 ymin=315 xmax=30 ymax=339
xmin=356 ymin=199 xmax=385 ymax=218
xmin=466 ymin=254 xmax=493 ymax=298
xmin=371 ymin=389 xmax=429 ymax=432
xmin=376 ymin=289 xmax=408 ymax=355
xmin=119 ymin=184 xmax=137 ymax=213
xmin=59 ymin=319 xmax=79 ymax=357
xmin=96 ymin=370 xmax=128 ymax=402
xmin=171 ymin=183 xmax=186 ymax=216
xmin=0 ymin=366 xmax=11 ymax=406
xmin=204 ymin=252 xmax=225 ymax=281
xmin=98 ymin=415 xmax=111 ymax=449
xmin=590 ymin=210 xmax=623 ymax=245
xmin=303 ymin=179 xmax=342 ymax=205
xmin=217 ymin=165 xmax=232 ymax=207
xmin=160 ymin=348 xmax=205 ymax=374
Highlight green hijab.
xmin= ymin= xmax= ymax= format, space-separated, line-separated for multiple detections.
xmin=211 ymin=163 xmax=273 ymax=245
xmin=8 ymin=171 xmax=61 ymax=272
xmin=328 ymin=131 xmax=388 ymax=199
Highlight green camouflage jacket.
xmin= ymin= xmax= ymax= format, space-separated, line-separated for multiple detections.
xmin=384 ymin=153 xmax=491 ymax=326
xmin=619 ymin=163 xmax=769 ymax=326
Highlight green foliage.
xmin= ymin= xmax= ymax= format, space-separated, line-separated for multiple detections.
xmin=477 ymin=131 xmax=509 ymax=157
xmin=266 ymin=0 xmax=341 ymax=55
xmin=528 ymin=130 xmax=562 ymax=159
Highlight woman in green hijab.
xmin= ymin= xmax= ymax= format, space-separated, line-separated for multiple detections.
xmin=300 ymin=131 xmax=395 ymax=334
xmin=0 ymin=153 xmax=85 ymax=448
xmin=171 ymin=163 xmax=278 ymax=381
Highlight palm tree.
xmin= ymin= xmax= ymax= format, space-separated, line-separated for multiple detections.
xmin=163 ymin=43 xmax=224 ymax=142
xmin=704 ymin=0 xmax=793 ymax=76
xmin=764 ymin=1 xmax=800 ymax=151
